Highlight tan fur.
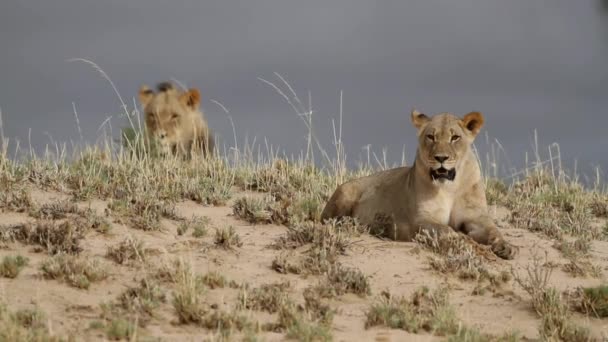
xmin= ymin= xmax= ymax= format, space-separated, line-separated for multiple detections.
xmin=321 ymin=110 xmax=517 ymax=259
xmin=138 ymin=82 xmax=214 ymax=157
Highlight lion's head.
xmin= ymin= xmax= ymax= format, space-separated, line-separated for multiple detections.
xmin=138 ymin=82 xmax=211 ymax=155
xmin=411 ymin=110 xmax=484 ymax=183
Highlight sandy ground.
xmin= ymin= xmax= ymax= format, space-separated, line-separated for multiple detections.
xmin=0 ymin=188 xmax=607 ymax=341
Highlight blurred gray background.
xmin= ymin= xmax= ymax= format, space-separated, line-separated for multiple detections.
xmin=1 ymin=0 xmax=607 ymax=181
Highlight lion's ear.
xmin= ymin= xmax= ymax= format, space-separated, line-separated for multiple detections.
xmin=181 ymin=88 xmax=201 ymax=109
xmin=139 ymin=85 xmax=154 ymax=106
xmin=411 ymin=109 xmax=430 ymax=130
xmin=462 ymin=111 xmax=484 ymax=136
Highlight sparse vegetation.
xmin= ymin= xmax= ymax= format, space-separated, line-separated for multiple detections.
xmin=0 ymin=305 xmax=56 ymax=341
xmin=0 ymin=255 xmax=29 ymax=278
xmin=106 ymin=236 xmax=147 ymax=265
xmin=365 ymin=287 xmax=459 ymax=335
xmin=0 ymin=72 xmax=605 ymax=340
xmin=578 ymin=285 xmax=608 ymax=318
xmin=107 ymin=195 xmax=178 ymax=231
xmin=232 ymin=196 xmax=275 ymax=224
xmin=177 ymin=216 xmax=210 ymax=237
xmin=214 ymin=225 xmax=243 ymax=249
xmin=40 ymin=253 xmax=109 ymax=289
xmin=505 ymin=170 xmax=602 ymax=240
xmin=102 ymin=278 xmax=166 ymax=327
xmin=415 ymin=231 xmax=509 ymax=289
xmin=201 ymin=270 xmax=238 ymax=289
xmin=0 ymin=220 xmax=87 ymax=255
xmin=513 ymin=252 xmax=592 ymax=341
xmin=238 ymin=282 xmax=291 ymax=313
xmin=105 ymin=318 xmax=136 ymax=340
xmin=308 ymin=264 xmax=371 ymax=298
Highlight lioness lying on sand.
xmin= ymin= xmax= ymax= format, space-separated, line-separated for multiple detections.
xmin=321 ymin=110 xmax=517 ymax=259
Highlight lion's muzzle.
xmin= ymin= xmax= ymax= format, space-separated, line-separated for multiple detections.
xmin=430 ymin=167 xmax=456 ymax=181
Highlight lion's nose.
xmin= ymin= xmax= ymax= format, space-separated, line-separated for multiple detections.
xmin=434 ymin=155 xmax=448 ymax=163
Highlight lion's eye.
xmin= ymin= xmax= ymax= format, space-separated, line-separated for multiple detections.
xmin=426 ymin=134 xmax=435 ymax=142
xmin=451 ymin=135 xmax=461 ymax=142
xmin=171 ymin=113 xmax=179 ymax=119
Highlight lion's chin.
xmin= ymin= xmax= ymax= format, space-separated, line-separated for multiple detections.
xmin=430 ymin=167 xmax=456 ymax=182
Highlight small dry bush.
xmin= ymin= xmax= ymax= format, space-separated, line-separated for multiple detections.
xmin=104 ymin=318 xmax=136 ymax=341
xmin=214 ymin=226 xmax=243 ymax=249
xmin=106 ymin=236 xmax=147 ymax=265
xmin=506 ymin=170 xmax=600 ymax=239
xmin=171 ymin=261 xmax=255 ymax=337
xmin=365 ymin=287 xmax=460 ymax=336
xmin=554 ymin=238 xmax=602 ymax=278
xmin=513 ymin=252 xmax=592 ymax=341
xmin=40 ymin=253 xmax=108 ymax=289
xmin=172 ymin=262 xmax=207 ymax=325
xmin=577 ymin=285 xmax=608 ymax=318
xmin=63 ymin=149 xmax=234 ymax=206
xmin=108 ymin=194 xmax=177 ymax=231
xmin=232 ymin=196 xmax=275 ymax=224
xmin=15 ymin=220 xmax=87 ymax=255
xmin=308 ymin=264 xmax=371 ymax=298
xmin=29 ymin=200 xmax=111 ymax=234
xmin=0 ymin=255 xmax=29 ymax=278
xmin=415 ymin=231 xmax=506 ymax=286
xmin=102 ymin=278 xmax=167 ymax=327
xmin=273 ymin=217 xmax=363 ymax=250
xmin=265 ymin=300 xmax=332 ymax=342
xmin=271 ymin=219 xmax=359 ymax=277
xmin=153 ymin=257 xmax=192 ymax=284
xmin=0 ymin=186 xmax=33 ymax=212
xmin=29 ymin=200 xmax=79 ymax=220
xmin=0 ymin=305 xmax=59 ymax=341
xmin=201 ymin=270 xmax=238 ymax=289
xmin=238 ymin=282 xmax=291 ymax=313
xmin=177 ymin=216 xmax=210 ymax=237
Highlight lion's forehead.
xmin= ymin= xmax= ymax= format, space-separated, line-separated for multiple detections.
xmin=425 ymin=114 xmax=464 ymax=135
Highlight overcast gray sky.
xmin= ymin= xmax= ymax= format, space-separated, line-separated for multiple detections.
xmin=1 ymin=0 xmax=607 ymax=181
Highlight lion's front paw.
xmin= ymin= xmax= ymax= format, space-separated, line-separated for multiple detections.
xmin=491 ymin=239 xmax=518 ymax=260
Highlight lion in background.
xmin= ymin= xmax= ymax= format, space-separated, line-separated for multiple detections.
xmin=138 ymin=81 xmax=214 ymax=157
xmin=321 ymin=110 xmax=517 ymax=260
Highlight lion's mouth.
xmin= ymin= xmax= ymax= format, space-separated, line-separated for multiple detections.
xmin=430 ymin=167 xmax=456 ymax=181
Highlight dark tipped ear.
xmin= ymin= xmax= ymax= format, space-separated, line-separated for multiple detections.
xmin=410 ymin=109 xmax=430 ymax=130
xmin=181 ymin=88 xmax=201 ymax=109
xmin=139 ymin=85 xmax=153 ymax=106
xmin=462 ymin=111 xmax=484 ymax=136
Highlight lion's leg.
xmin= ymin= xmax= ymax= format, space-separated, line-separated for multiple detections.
xmin=321 ymin=183 xmax=361 ymax=221
xmin=461 ymin=216 xmax=518 ymax=260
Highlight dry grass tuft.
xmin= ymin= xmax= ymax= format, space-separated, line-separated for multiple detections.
xmin=102 ymin=277 xmax=167 ymax=327
xmin=0 ymin=186 xmax=33 ymax=213
xmin=214 ymin=225 xmax=243 ymax=249
xmin=238 ymin=282 xmax=291 ymax=313
xmin=106 ymin=236 xmax=147 ymax=265
xmin=177 ymin=216 xmax=210 ymax=237
xmin=415 ymin=231 xmax=507 ymax=287
xmin=576 ymin=285 xmax=608 ymax=318
xmin=506 ymin=170 xmax=600 ymax=239
xmin=308 ymin=264 xmax=371 ymax=298
xmin=365 ymin=287 xmax=460 ymax=336
xmin=0 ymin=304 xmax=58 ymax=341
xmin=513 ymin=251 xmax=592 ymax=341
xmin=0 ymin=255 xmax=29 ymax=278
xmin=40 ymin=253 xmax=108 ymax=289
xmin=201 ymin=270 xmax=238 ymax=289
